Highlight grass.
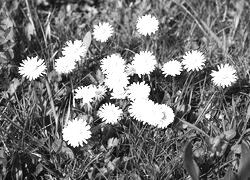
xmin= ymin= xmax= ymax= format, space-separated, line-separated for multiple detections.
xmin=1 ymin=0 xmax=250 ymax=179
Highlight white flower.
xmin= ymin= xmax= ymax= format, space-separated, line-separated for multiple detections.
xmin=104 ymin=72 xmax=129 ymax=91
xmin=110 ymin=87 xmax=128 ymax=99
xmin=18 ymin=56 xmax=46 ymax=80
xmin=62 ymin=118 xmax=91 ymax=147
xmin=127 ymin=82 xmax=150 ymax=101
xmin=98 ymin=103 xmax=123 ymax=124
xmin=182 ymin=50 xmax=206 ymax=71
xmin=74 ymin=85 xmax=97 ymax=106
xmin=162 ymin=60 xmax=182 ymax=77
xmin=136 ymin=14 xmax=159 ymax=36
xmin=55 ymin=56 xmax=76 ymax=74
xmin=100 ymin=54 xmax=126 ymax=75
xmin=129 ymin=99 xmax=158 ymax=125
xmin=155 ymin=104 xmax=175 ymax=129
xmin=93 ymin=22 xmax=114 ymax=42
xmin=62 ymin=40 xmax=87 ymax=62
xmin=132 ymin=51 xmax=157 ymax=76
xmin=210 ymin=64 xmax=237 ymax=88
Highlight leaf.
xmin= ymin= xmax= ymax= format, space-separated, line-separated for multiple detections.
xmin=95 ymin=68 xmax=105 ymax=84
xmin=183 ymin=142 xmax=200 ymax=180
xmin=77 ymin=31 xmax=91 ymax=65
xmin=25 ymin=22 xmax=36 ymax=41
xmin=107 ymin=157 xmax=120 ymax=171
xmin=220 ymin=167 xmax=238 ymax=180
xmin=33 ymin=163 xmax=43 ymax=177
xmin=7 ymin=78 xmax=20 ymax=96
xmin=107 ymin=137 xmax=119 ymax=149
xmin=83 ymin=31 xmax=92 ymax=51
xmin=130 ymin=172 xmax=142 ymax=180
xmin=61 ymin=147 xmax=74 ymax=160
xmin=45 ymin=21 xmax=51 ymax=41
xmin=238 ymin=141 xmax=250 ymax=180
xmin=231 ymin=144 xmax=241 ymax=154
xmin=52 ymin=139 xmax=74 ymax=159
xmin=8 ymin=0 xmax=19 ymax=13
xmin=51 ymin=138 xmax=63 ymax=153
xmin=224 ymin=129 xmax=236 ymax=140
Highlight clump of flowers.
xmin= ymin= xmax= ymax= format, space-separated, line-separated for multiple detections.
xmin=55 ymin=39 xmax=87 ymax=74
xmin=98 ymin=103 xmax=123 ymax=124
xmin=162 ymin=60 xmax=183 ymax=77
xmin=136 ymin=14 xmax=159 ymax=36
xmin=182 ymin=50 xmax=206 ymax=71
xmin=93 ymin=22 xmax=114 ymax=42
xmin=128 ymin=98 xmax=175 ymax=128
xmin=62 ymin=118 xmax=92 ymax=147
xmin=18 ymin=56 xmax=47 ymax=81
xmin=210 ymin=64 xmax=237 ymax=88
xmin=131 ymin=51 xmax=157 ymax=77
xmin=100 ymin=54 xmax=129 ymax=97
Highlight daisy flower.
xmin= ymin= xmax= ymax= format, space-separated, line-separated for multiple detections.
xmin=136 ymin=14 xmax=159 ymax=36
xmin=128 ymin=99 xmax=150 ymax=123
xmin=127 ymin=82 xmax=150 ymax=101
xmin=110 ymin=87 xmax=128 ymax=99
xmin=210 ymin=64 xmax=237 ymax=88
xmin=62 ymin=40 xmax=87 ymax=62
xmin=74 ymin=85 xmax=97 ymax=106
xmin=98 ymin=103 xmax=123 ymax=124
xmin=100 ymin=54 xmax=126 ymax=75
xmin=129 ymin=99 xmax=159 ymax=125
xmin=62 ymin=118 xmax=92 ymax=147
xmin=155 ymin=104 xmax=175 ymax=129
xmin=162 ymin=60 xmax=182 ymax=77
xmin=18 ymin=56 xmax=46 ymax=80
xmin=55 ymin=56 xmax=76 ymax=74
xmin=104 ymin=72 xmax=129 ymax=91
xmin=182 ymin=50 xmax=206 ymax=71
xmin=132 ymin=51 xmax=157 ymax=76
xmin=93 ymin=22 xmax=114 ymax=42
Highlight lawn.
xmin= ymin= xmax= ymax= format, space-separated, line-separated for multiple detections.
xmin=0 ymin=0 xmax=250 ymax=179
